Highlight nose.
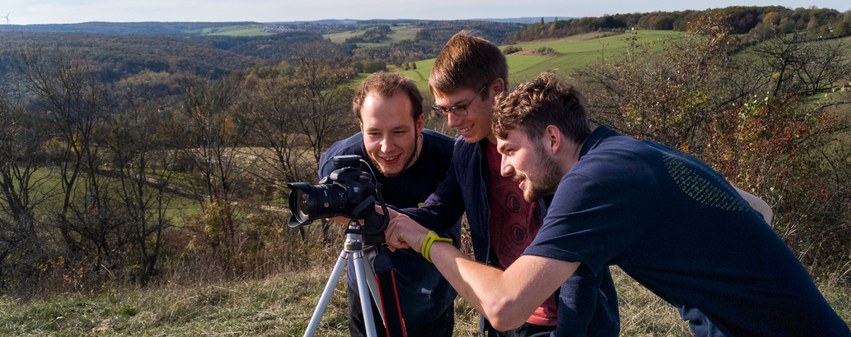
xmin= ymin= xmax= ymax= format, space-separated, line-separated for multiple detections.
xmin=380 ymin=136 xmax=391 ymax=152
xmin=500 ymin=156 xmax=514 ymax=178
xmin=446 ymin=112 xmax=461 ymax=128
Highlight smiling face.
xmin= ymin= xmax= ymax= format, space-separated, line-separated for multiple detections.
xmin=433 ymin=81 xmax=501 ymax=144
xmin=497 ymin=129 xmax=564 ymax=202
xmin=360 ymin=90 xmax=423 ymax=177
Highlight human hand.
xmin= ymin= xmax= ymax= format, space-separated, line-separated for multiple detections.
xmin=384 ymin=211 xmax=429 ymax=253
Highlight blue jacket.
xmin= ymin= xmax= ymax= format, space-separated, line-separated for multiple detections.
xmin=405 ymin=137 xmax=620 ymax=336
xmin=319 ymin=129 xmax=459 ymax=324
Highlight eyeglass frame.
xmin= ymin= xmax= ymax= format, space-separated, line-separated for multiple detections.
xmin=431 ymin=85 xmax=488 ymax=118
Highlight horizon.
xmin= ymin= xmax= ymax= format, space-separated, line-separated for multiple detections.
xmin=2 ymin=1 xmax=849 ymax=26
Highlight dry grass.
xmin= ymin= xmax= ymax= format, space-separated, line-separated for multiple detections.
xmin=1 ymin=263 xmax=847 ymax=336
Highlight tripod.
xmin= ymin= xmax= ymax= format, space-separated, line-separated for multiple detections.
xmin=303 ymin=220 xmax=405 ymax=337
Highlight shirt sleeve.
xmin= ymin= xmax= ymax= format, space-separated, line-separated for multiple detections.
xmin=402 ymin=158 xmax=466 ymax=233
xmin=524 ymin=171 xmax=643 ymax=276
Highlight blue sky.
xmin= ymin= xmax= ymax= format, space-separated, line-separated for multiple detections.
xmin=2 ymin=0 xmax=849 ymax=25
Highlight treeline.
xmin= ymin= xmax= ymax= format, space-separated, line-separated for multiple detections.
xmin=0 ymin=32 xmax=263 ymax=85
xmin=345 ymin=25 xmax=393 ymax=43
xmin=0 ymin=21 xmax=264 ymax=35
xmin=509 ymin=6 xmax=851 ymax=43
xmin=0 ymin=21 xmax=527 ymax=89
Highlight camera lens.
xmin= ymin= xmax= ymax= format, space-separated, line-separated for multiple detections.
xmin=287 ymin=182 xmax=348 ymax=227
xmin=293 ymin=189 xmax=311 ymax=220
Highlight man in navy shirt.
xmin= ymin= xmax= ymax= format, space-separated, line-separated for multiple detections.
xmin=385 ymin=72 xmax=849 ymax=336
xmin=319 ymin=72 xmax=458 ymax=337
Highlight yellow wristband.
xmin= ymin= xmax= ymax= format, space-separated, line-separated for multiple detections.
xmin=420 ymin=231 xmax=453 ymax=263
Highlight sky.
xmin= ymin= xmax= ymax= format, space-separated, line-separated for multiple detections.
xmin=2 ymin=0 xmax=849 ymax=25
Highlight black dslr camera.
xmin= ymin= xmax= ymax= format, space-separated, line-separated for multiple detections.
xmin=287 ymin=155 xmax=388 ymax=241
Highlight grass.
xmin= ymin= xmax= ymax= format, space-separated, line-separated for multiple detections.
xmin=324 ymin=25 xmax=421 ymax=47
xmin=2 ymin=165 xmax=203 ymax=227
xmin=197 ymin=25 xmax=272 ymax=37
xmin=0 ymin=265 xmax=846 ymax=336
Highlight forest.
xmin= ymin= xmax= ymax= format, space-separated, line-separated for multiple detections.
xmin=0 ymin=5 xmax=849 ymax=322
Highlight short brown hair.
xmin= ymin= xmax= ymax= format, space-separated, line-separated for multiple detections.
xmin=493 ymin=72 xmax=591 ymax=143
xmin=429 ymin=31 xmax=508 ymax=98
xmin=353 ymin=72 xmax=423 ymax=122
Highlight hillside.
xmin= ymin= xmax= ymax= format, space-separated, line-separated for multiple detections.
xmin=0 ymin=31 xmax=264 ymax=85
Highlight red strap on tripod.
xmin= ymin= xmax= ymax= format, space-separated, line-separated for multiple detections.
xmin=373 ymin=250 xmax=407 ymax=337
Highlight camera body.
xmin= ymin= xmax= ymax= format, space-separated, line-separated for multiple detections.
xmin=287 ymin=155 xmax=386 ymax=238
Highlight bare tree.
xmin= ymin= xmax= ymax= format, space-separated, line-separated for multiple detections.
xmin=240 ymin=74 xmax=316 ymax=187
xmin=174 ymin=73 xmax=246 ymax=256
xmin=0 ymin=90 xmax=50 ymax=290
xmin=106 ymin=88 xmax=177 ymax=285
xmin=15 ymin=48 xmax=127 ymax=283
xmin=287 ymin=53 xmax=358 ymax=168
xmin=751 ymin=31 xmax=851 ymax=98
xmin=237 ymin=51 xmax=357 ymax=242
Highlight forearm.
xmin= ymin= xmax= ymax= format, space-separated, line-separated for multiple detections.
xmin=428 ymin=242 xmax=578 ymax=331
xmin=386 ymin=212 xmax=577 ymax=330
xmin=427 ymin=241 xmax=528 ymax=330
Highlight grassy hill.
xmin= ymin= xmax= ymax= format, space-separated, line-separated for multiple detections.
xmin=0 ymin=264 xmax=846 ymax=336
xmin=399 ymin=30 xmax=683 ymax=93
xmin=324 ymin=24 xmax=422 ymax=47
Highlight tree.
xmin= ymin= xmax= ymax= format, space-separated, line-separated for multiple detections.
xmin=0 ymin=90 xmax=50 ymax=291
xmin=239 ymin=47 xmax=357 ymax=242
xmin=15 ymin=47 xmax=131 ymax=288
xmin=173 ymin=73 xmax=246 ymax=260
xmin=105 ymin=87 xmax=177 ymax=285
xmin=287 ymin=44 xmax=358 ymax=171
xmin=750 ymin=31 xmax=851 ymax=97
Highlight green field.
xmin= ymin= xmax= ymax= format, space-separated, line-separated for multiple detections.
xmin=399 ymin=30 xmax=683 ymax=90
xmin=324 ymin=25 xmax=421 ymax=47
xmin=196 ymin=25 xmax=273 ymax=36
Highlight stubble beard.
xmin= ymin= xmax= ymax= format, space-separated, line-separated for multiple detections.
xmin=523 ymin=142 xmax=562 ymax=202
xmin=377 ymin=134 xmax=420 ymax=178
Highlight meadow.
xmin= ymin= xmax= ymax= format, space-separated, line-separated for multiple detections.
xmin=325 ymin=24 xmax=422 ymax=47
xmin=1 ymin=260 xmax=847 ymax=336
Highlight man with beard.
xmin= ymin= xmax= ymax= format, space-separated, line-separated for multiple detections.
xmin=383 ymin=72 xmax=848 ymax=337
xmin=319 ymin=71 xmax=458 ymax=337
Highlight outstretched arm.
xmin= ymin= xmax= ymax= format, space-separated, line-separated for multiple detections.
xmin=384 ymin=210 xmax=579 ymax=331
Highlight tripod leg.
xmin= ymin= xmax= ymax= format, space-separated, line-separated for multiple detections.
xmin=352 ymin=249 xmax=379 ymax=337
xmin=361 ymin=248 xmax=384 ymax=324
xmin=303 ymin=249 xmax=349 ymax=337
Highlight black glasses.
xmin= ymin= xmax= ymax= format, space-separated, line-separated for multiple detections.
xmin=431 ymin=85 xmax=488 ymax=117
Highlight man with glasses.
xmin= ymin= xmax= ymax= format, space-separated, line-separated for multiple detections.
xmin=320 ymin=72 xmax=459 ymax=337
xmin=400 ymin=31 xmax=620 ymax=337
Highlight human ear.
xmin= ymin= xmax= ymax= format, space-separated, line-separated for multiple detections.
xmin=545 ymin=125 xmax=561 ymax=154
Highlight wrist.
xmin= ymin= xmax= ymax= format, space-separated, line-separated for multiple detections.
xmin=420 ymin=231 xmax=453 ymax=263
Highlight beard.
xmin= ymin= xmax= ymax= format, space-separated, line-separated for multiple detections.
xmin=522 ymin=142 xmax=563 ymax=202
xmin=376 ymin=133 xmax=420 ymax=178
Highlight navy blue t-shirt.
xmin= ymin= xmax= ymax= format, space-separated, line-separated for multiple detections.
xmin=319 ymin=128 xmax=459 ymax=324
xmin=525 ymin=126 xmax=849 ymax=337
